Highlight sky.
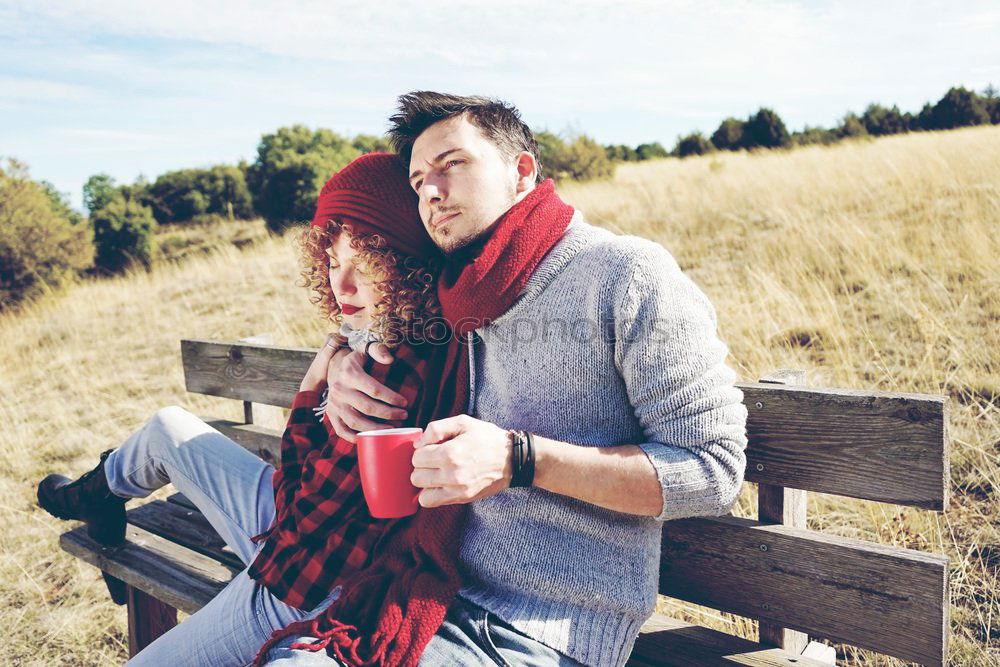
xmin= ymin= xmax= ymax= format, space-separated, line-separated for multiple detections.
xmin=2 ymin=0 xmax=999 ymax=211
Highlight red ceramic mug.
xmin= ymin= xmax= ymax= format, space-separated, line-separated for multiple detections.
xmin=356 ymin=427 xmax=422 ymax=518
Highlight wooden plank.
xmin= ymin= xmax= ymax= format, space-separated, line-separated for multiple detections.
xmin=127 ymin=585 xmax=177 ymax=656
xmin=660 ymin=516 xmax=948 ymax=666
xmin=756 ymin=370 xmax=809 ymax=654
xmin=181 ymin=338 xmax=314 ymax=408
xmin=181 ymin=339 xmax=948 ymax=509
xmin=627 ymin=613 xmax=831 ymax=666
xmin=126 ymin=500 xmax=244 ymax=570
xmin=741 ymin=382 xmax=948 ymax=510
xmin=800 ymin=642 xmax=836 ymax=664
xmin=199 ymin=417 xmax=282 ymax=466
xmin=60 ymin=523 xmax=236 ymax=615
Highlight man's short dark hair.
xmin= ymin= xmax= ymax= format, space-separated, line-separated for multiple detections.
xmin=388 ymin=91 xmax=542 ymax=183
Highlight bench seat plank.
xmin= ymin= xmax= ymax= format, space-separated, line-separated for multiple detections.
xmin=628 ymin=614 xmax=832 ymax=666
xmin=126 ymin=500 xmax=244 ymax=570
xmin=60 ymin=523 xmax=236 ymax=615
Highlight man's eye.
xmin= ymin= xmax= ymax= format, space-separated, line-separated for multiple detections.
xmin=445 ymin=159 xmax=463 ymax=168
xmin=413 ymin=179 xmax=423 ymax=191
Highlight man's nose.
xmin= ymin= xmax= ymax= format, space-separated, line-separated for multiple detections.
xmin=422 ymin=175 xmax=445 ymax=205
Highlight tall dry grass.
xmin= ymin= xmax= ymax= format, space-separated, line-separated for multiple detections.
xmin=1 ymin=126 xmax=997 ymax=664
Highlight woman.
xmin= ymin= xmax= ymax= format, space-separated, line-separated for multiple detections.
xmin=36 ymin=153 xmax=468 ymax=666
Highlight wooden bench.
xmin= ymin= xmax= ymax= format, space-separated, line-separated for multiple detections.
xmin=60 ymin=338 xmax=951 ymax=665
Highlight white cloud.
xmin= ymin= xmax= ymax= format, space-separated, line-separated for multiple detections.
xmin=0 ymin=76 xmax=97 ymax=104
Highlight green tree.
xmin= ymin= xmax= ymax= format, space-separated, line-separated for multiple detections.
xmin=248 ymin=125 xmax=360 ymax=233
xmin=83 ymin=173 xmax=119 ymax=216
xmin=673 ymin=132 xmax=714 ymax=157
xmin=90 ymin=197 xmax=157 ymax=274
xmin=562 ymin=135 xmax=615 ymax=179
xmin=535 ymin=130 xmax=567 ymax=180
xmin=635 ymin=142 xmax=669 ymax=160
xmin=928 ymin=87 xmax=990 ymax=129
xmin=791 ymin=126 xmax=837 ymax=146
xmin=352 ymin=134 xmax=392 ymax=154
xmin=981 ymin=84 xmax=1000 ymax=124
xmin=915 ymin=103 xmax=935 ymax=131
xmin=743 ymin=108 xmax=790 ymax=149
xmin=838 ymin=113 xmax=868 ymax=138
xmin=711 ymin=117 xmax=746 ymax=151
xmin=605 ymin=144 xmax=638 ymax=162
xmin=40 ymin=181 xmax=85 ymax=227
xmin=0 ymin=159 xmax=94 ymax=310
xmin=535 ymin=131 xmax=614 ymax=181
xmin=147 ymin=165 xmax=253 ymax=223
xmin=861 ymin=104 xmax=909 ymax=136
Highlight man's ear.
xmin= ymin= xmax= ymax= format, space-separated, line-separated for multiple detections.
xmin=514 ymin=151 xmax=538 ymax=194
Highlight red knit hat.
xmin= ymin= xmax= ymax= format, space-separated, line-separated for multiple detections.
xmin=311 ymin=152 xmax=437 ymax=262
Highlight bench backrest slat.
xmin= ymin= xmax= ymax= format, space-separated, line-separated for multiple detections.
xmin=660 ymin=516 xmax=948 ymax=666
xmin=183 ymin=339 xmax=949 ymax=510
xmin=181 ymin=339 xmax=311 ymax=408
xmin=742 ymin=383 xmax=949 ymax=510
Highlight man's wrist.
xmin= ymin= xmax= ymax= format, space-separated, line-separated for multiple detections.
xmin=508 ymin=430 xmax=537 ymax=488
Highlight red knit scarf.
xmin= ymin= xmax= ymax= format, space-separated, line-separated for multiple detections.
xmin=253 ymin=179 xmax=574 ymax=667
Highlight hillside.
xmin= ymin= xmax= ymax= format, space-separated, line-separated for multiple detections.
xmin=1 ymin=126 xmax=997 ymax=664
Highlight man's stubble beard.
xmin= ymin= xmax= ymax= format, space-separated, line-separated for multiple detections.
xmin=438 ymin=181 xmax=518 ymax=257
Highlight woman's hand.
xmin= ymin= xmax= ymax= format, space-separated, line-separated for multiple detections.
xmin=298 ymin=333 xmax=345 ymax=393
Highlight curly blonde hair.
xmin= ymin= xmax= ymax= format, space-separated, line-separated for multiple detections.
xmin=298 ymin=219 xmax=442 ymax=348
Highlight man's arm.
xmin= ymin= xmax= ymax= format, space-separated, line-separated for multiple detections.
xmin=410 ymin=416 xmax=664 ymax=516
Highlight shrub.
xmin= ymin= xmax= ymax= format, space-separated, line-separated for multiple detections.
xmin=791 ymin=126 xmax=837 ymax=146
xmin=0 ymin=159 xmax=94 ymax=310
xmin=711 ymin=118 xmax=746 ymax=151
xmin=83 ymin=174 xmax=119 ymax=215
xmin=90 ymin=196 xmax=157 ymax=274
xmin=838 ymin=113 xmax=869 ymax=138
xmin=674 ymin=132 xmax=714 ymax=157
xmin=247 ymin=125 xmax=360 ymax=233
xmin=743 ymin=108 xmax=790 ymax=149
xmin=562 ymin=135 xmax=616 ymax=179
xmin=146 ymin=165 xmax=253 ymax=224
xmin=635 ymin=142 xmax=669 ymax=160
xmin=928 ymin=87 xmax=990 ymax=129
xmin=535 ymin=131 xmax=615 ymax=181
xmin=352 ymin=134 xmax=392 ymax=154
xmin=605 ymin=144 xmax=638 ymax=162
xmin=861 ymin=104 xmax=909 ymax=136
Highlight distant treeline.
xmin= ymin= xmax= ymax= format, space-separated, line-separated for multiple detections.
xmin=672 ymin=85 xmax=1000 ymax=157
xmin=2 ymin=84 xmax=998 ymax=311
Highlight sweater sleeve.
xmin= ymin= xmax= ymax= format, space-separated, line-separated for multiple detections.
xmin=613 ymin=240 xmax=748 ymax=522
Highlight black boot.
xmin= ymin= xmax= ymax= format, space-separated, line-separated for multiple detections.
xmin=37 ymin=449 xmax=128 ymax=548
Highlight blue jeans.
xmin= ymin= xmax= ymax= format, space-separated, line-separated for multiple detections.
xmin=263 ymin=595 xmax=586 ymax=666
xmin=104 ymin=406 xmax=341 ymax=667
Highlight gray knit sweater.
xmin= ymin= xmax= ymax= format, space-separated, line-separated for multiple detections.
xmin=457 ymin=214 xmax=748 ymax=667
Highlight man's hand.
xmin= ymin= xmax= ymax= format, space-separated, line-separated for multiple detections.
xmin=324 ymin=343 xmax=408 ymax=443
xmin=411 ymin=415 xmax=513 ymax=508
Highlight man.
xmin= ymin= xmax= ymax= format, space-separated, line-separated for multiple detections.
xmin=296 ymin=92 xmax=748 ymax=666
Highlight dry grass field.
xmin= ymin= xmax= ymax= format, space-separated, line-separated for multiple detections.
xmin=2 ymin=126 xmax=997 ymax=664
